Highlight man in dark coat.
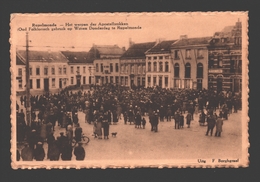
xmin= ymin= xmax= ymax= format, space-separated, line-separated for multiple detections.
xmin=179 ymin=113 xmax=184 ymax=128
xmin=47 ymin=132 xmax=55 ymax=159
xmin=74 ymin=142 xmax=85 ymax=160
xmin=205 ymin=115 xmax=216 ymax=136
xmin=135 ymin=111 xmax=142 ymax=128
xmin=174 ymin=111 xmax=180 ymax=129
xmin=186 ymin=112 xmax=192 ymax=128
xmin=57 ymin=132 xmax=68 ymax=153
xmin=75 ymin=124 xmax=83 ymax=143
xmin=153 ymin=111 xmax=159 ymax=132
xmin=34 ymin=142 xmax=45 ymax=161
xmin=215 ymin=116 xmax=224 ymax=137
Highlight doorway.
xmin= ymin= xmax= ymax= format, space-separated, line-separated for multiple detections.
xmin=217 ymin=77 xmax=223 ymax=93
xmin=44 ymin=78 xmax=49 ymax=91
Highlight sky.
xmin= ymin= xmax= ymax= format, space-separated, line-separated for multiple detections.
xmin=11 ymin=12 xmax=247 ymax=51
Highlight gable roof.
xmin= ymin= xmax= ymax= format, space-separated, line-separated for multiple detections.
xmin=146 ymin=40 xmax=177 ymax=54
xmin=16 ymin=55 xmax=26 ymax=65
xmin=171 ymin=37 xmax=212 ymax=48
xmin=17 ymin=50 xmax=68 ymax=63
xmin=61 ymin=51 xmax=92 ymax=64
xmin=88 ymin=45 xmax=125 ymax=62
xmin=120 ymin=42 xmax=156 ymax=59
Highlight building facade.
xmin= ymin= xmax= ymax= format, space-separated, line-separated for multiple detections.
xmin=16 ymin=55 xmax=26 ymax=94
xmin=145 ymin=40 xmax=177 ymax=88
xmin=16 ymin=50 xmax=69 ymax=94
xmin=207 ymin=20 xmax=242 ymax=93
xmin=61 ymin=51 xmax=94 ymax=87
xmin=90 ymin=45 xmax=125 ymax=85
xmin=170 ymin=36 xmax=211 ymax=90
xmin=120 ymin=41 xmax=156 ymax=88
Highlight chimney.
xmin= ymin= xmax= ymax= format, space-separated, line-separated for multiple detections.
xmin=129 ymin=38 xmax=134 ymax=47
xmin=156 ymin=38 xmax=165 ymax=44
xmin=180 ymin=35 xmax=188 ymax=39
xmin=122 ymin=47 xmax=126 ymax=51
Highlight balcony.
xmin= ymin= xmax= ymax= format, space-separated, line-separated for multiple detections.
xmin=208 ymin=68 xmax=223 ymax=74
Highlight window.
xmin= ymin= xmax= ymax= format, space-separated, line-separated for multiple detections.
xmin=96 ymin=63 xmax=99 ymax=72
xmin=110 ymin=76 xmax=113 ymax=83
xmin=30 ymin=79 xmax=32 ymax=89
xmin=147 ymin=76 xmax=151 ymax=86
xmin=218 ymin=57 xmax=223 ymax=68
xmin=83 ymin=66 xmax=86 ymax=73
xmin=174 ymin=50 xmax=180 ymax=59
xmin=147 ymin=57 xmax=151 ymax=60
xmin=153 ymin=56 xmax=157 ymax=60
xmin=125 ymin=65 xmax=129 ymax=73
xmin=89 ymin=76 xmax=92 ymax=84
xmin=29 ymin=67 xmax=32 ymax=75
xmin=186 ymin=49 xmax=191 ymax=59
xmin=131 ymin=65 xmax=134 ymax=74
xmin=165 ymin=62 xmax=169 ymax=72
xmin=138 ymin=65 xmax=142 ymax=74
xmin=185 ymin=63 xmax=191 ymax=78
xmin=230 ymin=60 xmax=235 ymax=73
xmin=125 ymin=77 xmax=128 ymax=85
xmin=58 ymin=67 xmax=62 ymax=75
xmin=121 ymin=76 xmax=124 ymax=85
xmin=101 ymin=63 xmax=103 ymax=72
xmin=71 ymin=66 xmax=74 ymax=74
xmin=209 ymin=59 xmax=214 ymax=68
xmin=153 ymin=62 xmax=157 ymax=72
xmin=153 ymin=76 xmax=157 ymax=86
xmin=110 ymin=63 xmax=113 ymax=72
xmin=36 ymin=67 xmax=40 ymax=75
xmin=159 ymin=56 xmax=163 ymax=60
xmin=51 ymin=67 xmax=55 ymax=75
xmin=18 ymin=79 xmax=22 ymax=89
xmin=18 ymin=68 xmax=22 ymax=76
xmin=197 ymin=63 xmax=203 ymax=78
xmin=159 ymin=62 xmax=163 ymax=72
xmin=165 ymin=77 xmax=168 ymax=87
xmin=44 ymin=67 xmax=48 ymax=75
xmin=142 ymin=65 xmax=146 ymax=74
xmin=142 ymin=77 xmax=145 ymax=86
xmin=52 ymin=78 xmax=55 ymax=88
xmin=115 ymin=63 xmax=119 ymax=72
xmin=148 ymin=62 xmax=151 ymax=72
xmin=174 ymin=63 xmax=179 ymax=77
xmin=116 ymin=76 xmax=119 ymax=84
xmin=63 ymin=67 xmax=66 ymax=74
xmin=159 ymin=76 xmax=162 ymax=87
xmin=197 ymin=49 xmax=203 ymax=58
xmin=36 ymin=79 xmax=40 ymax=88
xmin=121 ymin=64 xmax=124 ymax=73
xmin=77 ymin=66 xmax=80 ymax=74
xmin=83 ymin=76 xmax=86 ymax=84
xmin=238 ymin=60 xmax=242 ymax=73
xmin=71 ymin=77 xmax=74 ymax=84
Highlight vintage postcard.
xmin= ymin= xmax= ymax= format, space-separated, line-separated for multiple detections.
xmin=10 ymin=12 xmax=249 ymax=169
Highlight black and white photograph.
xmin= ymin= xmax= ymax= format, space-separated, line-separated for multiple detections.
xmin=10 ymin=12 xmax=248 ymax=168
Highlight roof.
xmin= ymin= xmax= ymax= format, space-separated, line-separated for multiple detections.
xmin=221 ymin=26 xmax=234 ymax=33
xmin=146 ymin=40 xmax=177 ymax=54
xmin=17 ymin=50 xmax=68 ymax=63
xmin=171 ymin=37 xmax=212 ymax=48
xmin=61 ymin=51 xmax=92 ymax=64
xmin=16 ymin=55 xmax=25 ymax=65
xmin=120 ymin=42 xmax=156 ymax=59
xmin=88 ymin=45 xmax=125 ymax=62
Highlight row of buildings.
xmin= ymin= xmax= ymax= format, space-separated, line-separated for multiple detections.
xmin=15 ymin=21 xmax=242 ymax=95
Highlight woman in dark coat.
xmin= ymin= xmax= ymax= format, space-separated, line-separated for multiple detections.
xmin=103 ymin=113 xmax=110 ymax=139
xmin=73 ymin=142 xmax=85 ymax=160
xmin=34 ymin=142 xmax=45 ymax=161
xmin=48 ymin=140 xmax=60 ymax=161
xmin=61 ymin=143 xmax=72 ymax=161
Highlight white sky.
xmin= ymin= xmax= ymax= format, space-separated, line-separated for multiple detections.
xmin=11 ymin=12 xmax=247 ymax=51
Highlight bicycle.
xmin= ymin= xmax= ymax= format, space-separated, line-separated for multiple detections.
xmin=72 ymin=133 xmax=90 ymax=147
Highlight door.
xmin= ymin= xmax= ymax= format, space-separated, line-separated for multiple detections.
xmin=197 ymin=79 xmax=202 ymax=90
xmin=217 ymin=77 xmax=223 ymax=93
xmin=44 ymin=78 xmax=49 ymax=91
xmin=234 ymin=79 xmax=240 ymax=92
xmin=59 ymin=78 xmax=62 ymax=88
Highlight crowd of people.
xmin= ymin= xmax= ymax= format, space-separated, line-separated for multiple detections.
xmin=16 ymin=84 xmax=242 ymax=161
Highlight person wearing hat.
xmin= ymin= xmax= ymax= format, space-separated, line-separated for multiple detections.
xmin=21 ymin=143 xmax=33 ymax=161
xmin=135 ymin=111 xmax=142 ymax=128
xmin=47 ymin=131 xmax=55 ymax=159
xmin=61 ymin=142 xmax=72 ymax=161
xmin=57 ymin=132 xmax=68 ymax=153
xmin=28 ymin=129 xmax=38 ymax=149
xmin=33 ymin=142 xmax=45 ymax=161
xmin=215 ymin=115 xmax=224 ymax=137
xmin=48 ymin=140 xmax=60 ymax=161
xmin=73 ymin=142 xmax=86 ymax=160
